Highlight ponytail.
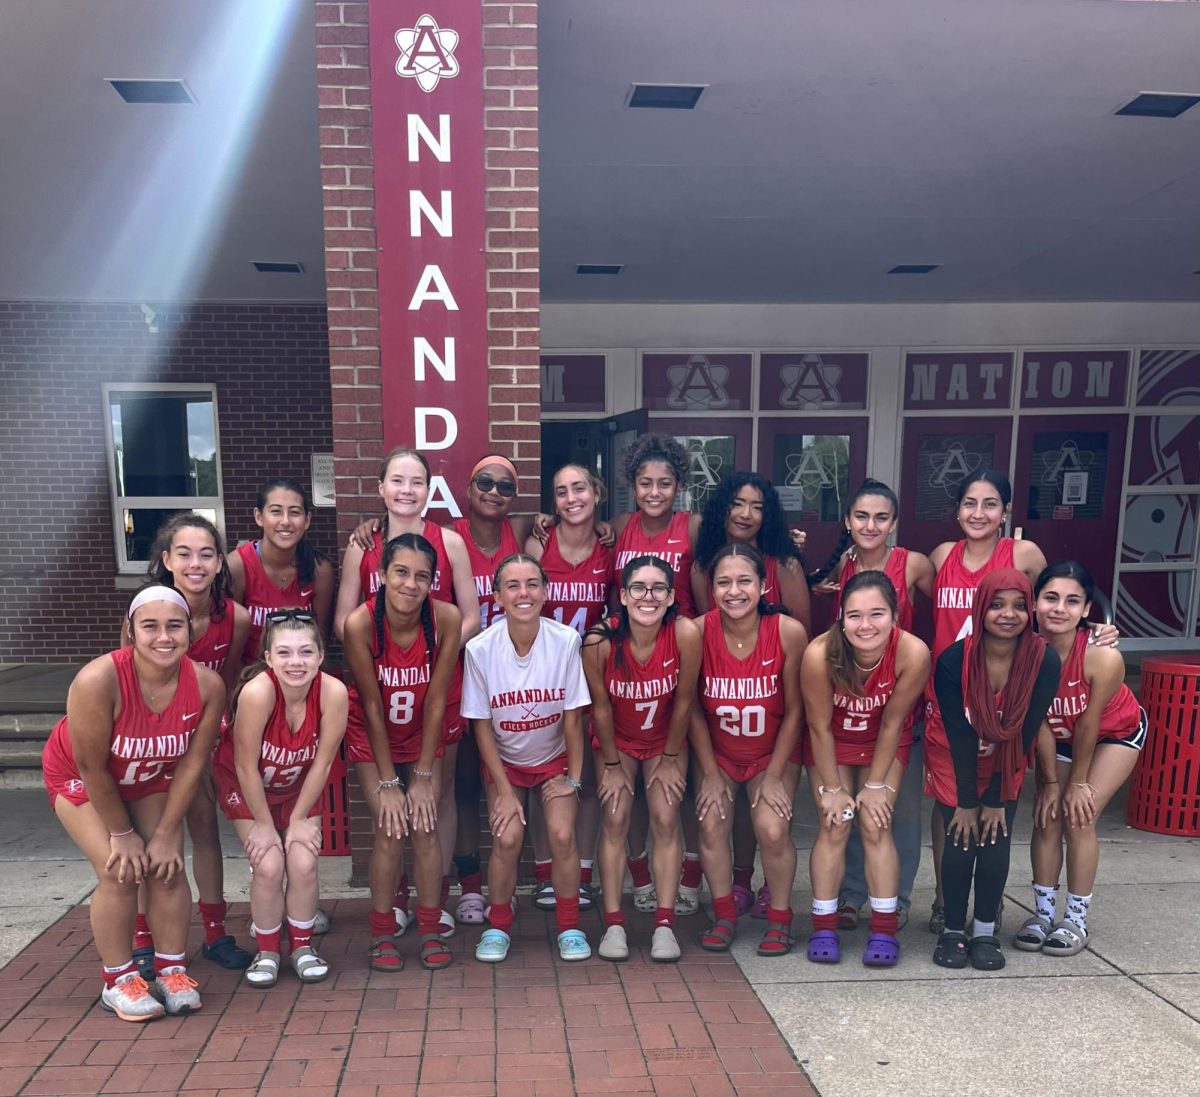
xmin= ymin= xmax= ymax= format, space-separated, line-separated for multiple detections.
xmin=807 ymin=527 xmax=852 ymax=588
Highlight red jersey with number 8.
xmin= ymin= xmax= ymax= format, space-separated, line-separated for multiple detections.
xmin=699 ymin=610 xmax=785 ymax=766
xmin=42 ymin=647 xmax=201 ymax=806
xmin=540 ymin=529 xmax=613 ymax=636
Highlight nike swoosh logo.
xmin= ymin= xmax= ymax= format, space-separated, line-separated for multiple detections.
xmin=667 ymin=538 xmax=684 ymax=545
xmin=875 ymin=681 xmax=893 ymax=690
xmin=664 ymin=658 xmax=676 ymax=667
xmin=592 ymin=567 xmax=607 ymax=575
xmin=1068 ymin=679 xmax=1081 ymax=687
xmin=212 ymin=643 xmax=229 ymax=652
xmin=762 ymin=658 xmax=773 ymax=666
xmin=299 ymin=589 xmax=314 ymax=599
xmin=181 ymin=712 xmax=199 ymax=721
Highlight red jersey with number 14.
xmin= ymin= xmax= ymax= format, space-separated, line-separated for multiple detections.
xmin=452 ymin=518 xmax=520 ymax=631
xmin=360 ymin=522 xmax=453 ymax=604
xmin=42 ymin=647 xmax=201 ymax=805
xmin=237 ymin=541 xmax=316 ymax=663
xmin=540 ymin=529 xmax=613 ymax=635
xmin=595 ymin=619 xmax=680 ymax=758
xmin=612 ymin=512 xmax=697 ymax=618
xmin=1047 ymin=629 xmax=1141 ymax=747
xmin=700 ymin=611 xmax=785 ymax=765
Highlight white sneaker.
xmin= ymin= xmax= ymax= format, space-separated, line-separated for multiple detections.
xmin=101 ymin=974 xmax=165 ymax=1022
xmin=650 ymin=925 xmax=681 ymax=963
xmin=154 ymin=969 xmax=202 ymax=1015
xmin=598 ymin=924 xmax=629 ymax=962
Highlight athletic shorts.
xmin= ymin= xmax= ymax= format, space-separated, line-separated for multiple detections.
xmin=714 ymin=753 xmax=773 ymax=785
xmin=590 ymin=732 xmax=683 ymax=762
xmin=42 ymin=759 xmax=177 ymax=809
xmin=212 ymin=766 xmax=321 ymax=831
xmin=1056 ymin=707 xmax=1148 ymax=763
xmin=484 ymin=752 xmax=569 ymax=789
xmin=443 ymin=703 xmax=466 ymax=747
xmin=801 ymin=737 xmax=912 ymax=770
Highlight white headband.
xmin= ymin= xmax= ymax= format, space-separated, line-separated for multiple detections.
xmin=127 ymin=585 xmax=191 ymax=620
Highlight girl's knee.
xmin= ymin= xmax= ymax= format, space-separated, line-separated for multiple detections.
xmin=286 ymin=844 xmax=319 ymax=882
xmin=493 ymin=825 xmax=524 ymax=857
xmin=755 ymin=816 xmax=792 ymax=850
xmin=547 ymin=823 xmax=576 ymax=857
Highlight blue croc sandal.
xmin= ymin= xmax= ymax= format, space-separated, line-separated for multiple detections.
xmin=475 ymin=928 xmax=511 ymax=964
xmin=557 ymin=929 xmax=592 ymax=962
xmin=862 ymin=933 xmax=900 ymax=967
xmin=202 ymin=935 xmax=253 ymax=971
xmin=807 ymin=929 xmax=841 ymax=963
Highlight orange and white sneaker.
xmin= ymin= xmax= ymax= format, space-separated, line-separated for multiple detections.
xmin=154 ymin=969 xmax=202 ymax=1015
xmin=100 ymin=974 xmax=165 ymax=1022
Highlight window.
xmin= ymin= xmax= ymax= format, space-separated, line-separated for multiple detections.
xmin=103 ymin=384 xmax=225 ymax=574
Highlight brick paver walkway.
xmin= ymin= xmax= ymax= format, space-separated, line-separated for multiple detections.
xmin=0 ymin=899 xmax=817 ymax=1097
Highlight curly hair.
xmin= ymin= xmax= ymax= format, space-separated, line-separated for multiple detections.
xmin=619 ymin=434 xmax=689 ymax=487
xmin=694 ymin=471 xmax=803 ymax=573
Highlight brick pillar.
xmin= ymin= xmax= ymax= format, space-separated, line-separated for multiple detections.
xmin=313 ymin=1 xmax=540 ymax=887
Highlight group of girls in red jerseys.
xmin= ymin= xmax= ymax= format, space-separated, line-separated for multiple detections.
xmin=46 ymin=438 xmax=1143 ymax=1023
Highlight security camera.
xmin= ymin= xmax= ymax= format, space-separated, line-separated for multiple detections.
xmin=140 ymin=303 xmax=159 ymax=333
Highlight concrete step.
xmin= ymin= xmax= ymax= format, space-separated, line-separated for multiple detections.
xmin=0 ymin=713 xmax=58 ymax=777
xmin=0 ymin=713 xmax=59 ymax=738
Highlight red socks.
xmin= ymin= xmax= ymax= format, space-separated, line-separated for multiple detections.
xmin=102 ymin=961 xmax=135 ymax=987
xmin=394 ymin=874 xmax=410 ymax=914
xmin=627 ymin=854 xmax=652 ymax=889
xmin=604 ymin=910 xmax=627 ymax=929
xmin=197 ymin=901 xmax=227 ymax=947
xmin=870 ymin=909 xmax=900 ymax=935
xmin=579 ymin=863 xmax=593 ymax=888
xmin=153 ymin=951 xmax=186 ymax=977
xmin=711 ymin=893 xmax=738 ymax=924
xmin=654 ymin=907 xmax=675 ymax=929
xmin=460 ymin=870 xmax=483 ymax=895
xmin=255 ymin=924 xmax=283 ymax=953
xmin=417 ymin=905 xmax=443 ymax=937
xmin=812 ymin=911 xmax=839 ymax=932
xmin=534 ymin=861 xmax=552 ymax=885
xmin=556 ymin=893 xmax=581 ymax=933
xmin=733 ymin=865 xmax=754 ymax=891
xmin=133 ymin=914 xmax=153 ymax=952
xmin=767 ymin=906 xmax=793 ymax=929
xmin=369 ymin=910 xmax=396 ymax=938
xmin=489 ymin=899 xmax=515 ymax=932
xmin=288 ymin=918 xmax=315 ymax=952
xmin=680 ymin=856 xmax=702 ymax=890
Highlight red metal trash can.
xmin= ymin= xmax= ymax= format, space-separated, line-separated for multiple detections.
xmin=1126 ymin=655 xmax=1200 ymax=836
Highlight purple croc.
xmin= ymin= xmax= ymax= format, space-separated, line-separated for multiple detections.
xmin=862 ymin=933 xmax=900 ymax=967
xmin=806 ymin=929 xmax=841 ymax=963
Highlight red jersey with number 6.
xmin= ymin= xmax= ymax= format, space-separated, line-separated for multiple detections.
xmin=452 ymin=518 xmax=520 ymax=631
xmin=1046 ymin=629 xmax=1141 ymax=747
xmin=360 ymin=522 xmax=453 ymax=604
xmin=593 ymin=619 xmax=680 ymax=759
xmin=344 ymin=598 xmax=459 ymax=763
xmin=612 ymin=512 xmax=697 ymax=618
xmin=214 ymin=670 xmax=322 ymax=811
xmin=42 ymin=647 xmax=201 ymax=806
xmin=540 ymin=529 xmax=613 ymax=636
xmin=699 ymin=611 xmax=785 ymax=766
xmin=237 ymin=541 xmax=316 ymax=663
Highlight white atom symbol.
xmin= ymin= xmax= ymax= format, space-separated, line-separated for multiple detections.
xmin=395 ymin=14 xmax=460 ymax=93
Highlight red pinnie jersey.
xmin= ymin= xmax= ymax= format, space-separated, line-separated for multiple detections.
xmin=611 ymin=511 xmax=697 ymax=618
xmin=360 ymin=522 xmax=453 ymax=604
xmin=830 ymin=626 xmax=912 ymax=748
xmin=1046 ymin=629 xmax=1141 ymax=746
xmin=540 ymin=529 xmax=613 ymax=635
xmin=931 ymin=538 xmax=1016 ymax=662
xmin=237 ymin=541 xmax=316 ymax=662
xmin=452 ymin=517 xmax=520 ymax=631
xmin=835 ymin=547 xmax=913 ymax=632
xmin=187 ymin=607 xmax=235 ymax=672
xmin=604 ymin=618 xmax=679 ymax=744
xmin=699 ymin=610 xmax=785 ymax=764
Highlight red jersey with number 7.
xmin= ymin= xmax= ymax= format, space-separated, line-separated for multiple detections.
xmin=540 ymin=529 xmax=613 ymax=636
xmin=42 ymin=647 xmax=201 ymax=805
xmin=595 ymin=619 xmax=679 ymax=758
xmin=699 ymin=610 xmax=785 ymax=765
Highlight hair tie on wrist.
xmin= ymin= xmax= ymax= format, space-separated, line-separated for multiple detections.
xmin=109 ymin=827 xmax=135 ymax=838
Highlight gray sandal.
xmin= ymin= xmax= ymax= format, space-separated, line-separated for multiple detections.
xmin=1043 ymin=921 xmax=1088 ymax=957
xmin=291 ymin=945 xmax=331 ymax=982
xmin=1013 ymin=914 xmax=1052 ymax=952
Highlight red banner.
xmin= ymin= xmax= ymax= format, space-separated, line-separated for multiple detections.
xmin=369 ymin=3 xmax=488 ymax=518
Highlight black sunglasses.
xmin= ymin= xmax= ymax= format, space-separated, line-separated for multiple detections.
xmin=265 ymin=609 xmax=316 ymax=624
xmin=473 ymin=474 xmax=517 ymax=498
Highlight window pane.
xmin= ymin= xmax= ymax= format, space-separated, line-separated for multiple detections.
xmin=111 ymin=392 xmax=217 ymax=498
xmin=671 ymin=435 xmax=736 ymax=513
xmin=911 ymin=432 xmax=997 ymax=522
xmin=770 ymin=433 xmax=850 ymax=521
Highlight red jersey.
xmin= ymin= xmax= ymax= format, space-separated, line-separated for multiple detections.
xmin=612 ymin=511 xmax=697 ymax=618
xmin=188 ymin=604 xmax=236 ymax=672
xmin=835 ymin=548 xmax=913 ymax=632
xmin=215 ymin=670 xmax=322 ymax=806
xmin=931 ymin=538 xmax=1016 ymax=662
xmin=540 ymin=529 xmax=613 ymax=635
xmin=345 ymin=597 xmax=460 ymax=763
xmin=360 ymin=521 xmax=454 ymax=604
xmin=452 ymin=517 xmax=520 ymax=631
xmin=707 ymin=553 xmax=782 ymax=611
xmin=699 ymin=610 xmax=785 ymax=766
xmin=237 ymin=541 xmax=316 ymax=663
xmin=1046 ymin=630 xmax=1142 ymax=747
xmin=42 ymin=648 xmax=202 ymax=805
xmin=822 ymin=627 xmax=914 ymax=767
xmin=596 ymin=618 xmax=680 ymax=759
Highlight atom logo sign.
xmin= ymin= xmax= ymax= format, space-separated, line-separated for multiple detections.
xmin=395 ymin=14 xmax=460 ymax=92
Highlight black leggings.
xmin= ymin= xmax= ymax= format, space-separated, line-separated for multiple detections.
xmin=936 ymin=801 xmax=1018 ymax=933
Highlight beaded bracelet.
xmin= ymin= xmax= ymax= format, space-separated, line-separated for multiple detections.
xmin=377 ymin=776 xmax=404 ymax=792
xmin=412 ymin=768 xmax=434 ymax=779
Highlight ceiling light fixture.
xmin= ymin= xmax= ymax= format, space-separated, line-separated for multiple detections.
xmin=1114 ymin=92 xmax=1200 ymax=118
xmin=627 ymin=84 xmax=706 ymax=110
xmin=252 ymin=261 xmax=305 ymax=274
xmin=107 ymin=79 xmax=195 ymax=104
xmin=887 ymin=264 xmax=940 ymax=274
xmin=576 ymin=264 xmax=624 ymax=275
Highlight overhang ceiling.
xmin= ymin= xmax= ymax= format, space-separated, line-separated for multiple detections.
xmin=0 ymin=0 xmax=1197 ymax=305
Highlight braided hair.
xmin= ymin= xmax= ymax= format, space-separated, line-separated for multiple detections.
xmin=619 ymin=434 xmax=689 ymax=487
xmin=145 ymin=513 xmax=233 ymax=621
xmin=374 ymin=533 xmax=438 ymax=664
xmin=708 ymin=543 xmax=789 ymax=617
xmin=694 ymin=472 xmax=802 ymax=574
xmin=584 ymin=555 xmax=678 ymax=673
xmin=255 ymin=478 xmax=326 ymax=586
xmin=807 ymin=478 xmax=901 ymax=588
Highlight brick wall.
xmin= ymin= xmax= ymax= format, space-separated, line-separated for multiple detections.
xmin=314 ymin=1 xmax=541 ymax=885
xmin=0 ymin=300 xmax=336 ymax=662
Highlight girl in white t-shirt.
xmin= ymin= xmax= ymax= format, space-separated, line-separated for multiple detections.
xmin=462 ymin=554 xmax=592 ymax=964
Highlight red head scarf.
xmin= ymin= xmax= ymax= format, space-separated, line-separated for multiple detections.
xmin=962 ymin=568 xmax=1048 ymax=802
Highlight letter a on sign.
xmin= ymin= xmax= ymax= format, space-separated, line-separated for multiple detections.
xmin=395 ymin=15 xmax=460 ymax=92
xmin=666 ymin=356 xmax=730 ymax=410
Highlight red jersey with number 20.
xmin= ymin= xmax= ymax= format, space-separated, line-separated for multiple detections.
xmin=452 ymin=518 xmax=520 ymax=631
xmin=700 ymin=611 xmax=785 ymax=766
xmin=237 ymin=541 xmax=316 ymax=663
xmin=540 ymin=529 xmax=613 ymax=635
xmin=596 ymin=619 xmax=680 ymax=758
xmin=1047 ymin=629 xmax=1141 ymax=746
xmin=42 ymin=647 xmax=201 ymax=805
xmin=612 ymin=512 xmax=697 ymax=618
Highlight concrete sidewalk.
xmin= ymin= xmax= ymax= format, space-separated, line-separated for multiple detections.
xmin=2 ymin=783 xmax=1197 ymax=1097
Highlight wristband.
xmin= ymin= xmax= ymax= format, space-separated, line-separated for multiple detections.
xmin=565 ymin=776 xmax=583 ymax=792
xmin=109 ymin=827 xmax=135 ymax=838
xmin=411 ymin=768 xmax=434 ymax=779
xmin=863 ymin=782 xmax=896 ymax=793
xmin=817 ymin=785 xmax=845 ymax=796
xmin=377 ymin=777 xmax=404 ymax=792
xmin=662 ymin=751 xmax=680 ymax=758
xmin=1074 ymin=781 xmax=1096 ymax=794
xmin=604 ymin=760 xmax=621 ymax=768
